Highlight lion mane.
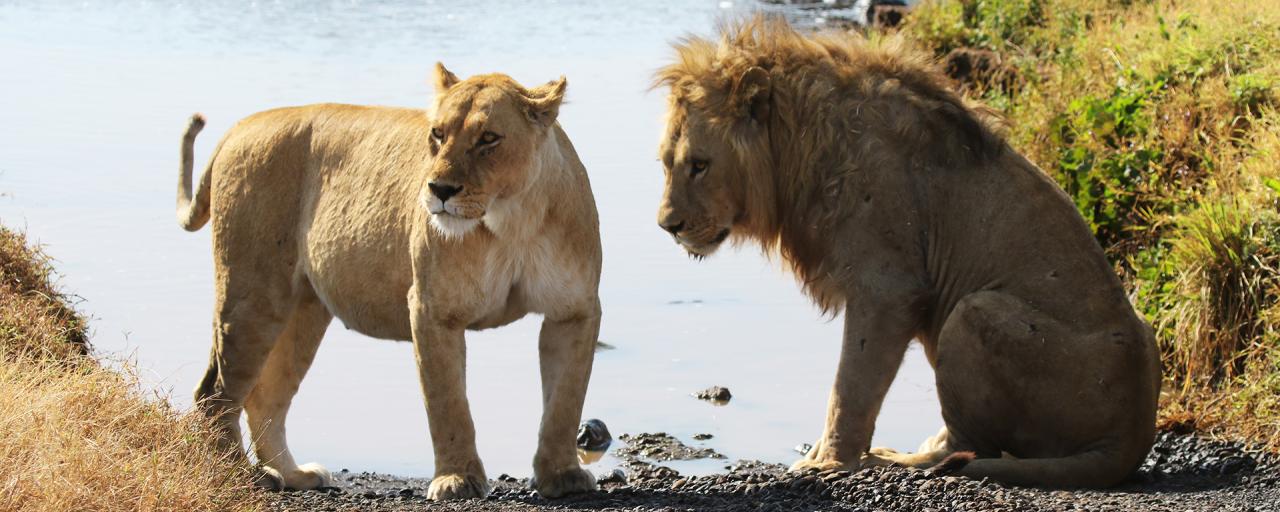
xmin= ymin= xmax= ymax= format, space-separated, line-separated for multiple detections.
xmin=654 ymin=16 xmax=1005 ymax=312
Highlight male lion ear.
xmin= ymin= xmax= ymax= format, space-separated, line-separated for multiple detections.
xmin=732 ymin=66 xmax=771 ymax=124
xmin=434 ymin=62 xmax=461 ymax=94
xmin=524 ymin=76 xmax=568 ymax=127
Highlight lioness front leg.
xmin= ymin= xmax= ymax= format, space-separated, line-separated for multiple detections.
xmin=410 ymin=295 xmax=490 ymax=500
xmin=531 ymin=305 xmax=601 ymax=498
xmin=792 ymin=299 xmax=916 ymax=473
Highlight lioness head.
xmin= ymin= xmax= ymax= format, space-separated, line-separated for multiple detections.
xmin=424 ymin=63 xmax=567 ymax=238
xmin=656 ymin=66 xmax=771 ymax=258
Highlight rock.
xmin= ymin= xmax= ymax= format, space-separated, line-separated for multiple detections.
xmin=577 ymin=418 xmax=613 ymax=451
xmin=597 ymin=468 xmax=627 ymax=485
xmin=694 ymin=386 xmax=732 ymax=403
xmin=617 ymin=432 xmax=726 ymax=461
xmin=865 ymin=0 xmax=909 ymax=29
xmin=693 ymin=433 xmax=714 ymax=440
xmin=397 ymin=488 xmax=414 ymax=497
xmin=795 ymin=443 xmax=813 ymax=455
xmin=1218 ymin=455 xmax=1252 ymax=475
xmin=944 ymin=47 xmax=1017 ymax=92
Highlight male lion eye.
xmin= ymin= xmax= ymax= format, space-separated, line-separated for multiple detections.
xmin=478 ymin=131 xmax=502 ymax=145
xmin=431 ymin=128 xmax=444 ymax=141
xmin=690 ymin=159 xmax=710 ymax=176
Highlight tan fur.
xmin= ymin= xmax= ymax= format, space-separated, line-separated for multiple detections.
xmin=178 ymin=64 xmax=601 ymax=499
xmin=654 ymin=17 xmax=1161 ymax=488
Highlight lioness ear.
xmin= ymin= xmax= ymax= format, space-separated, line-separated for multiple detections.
xmin=434 ymin=62 xmax=461 ymax=94
xmin=524 ymin=76 xmax=567 ymax=127
xmin=731 ymin=66 xmax=771 ymax=124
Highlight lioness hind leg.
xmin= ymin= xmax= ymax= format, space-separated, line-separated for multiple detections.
xmin=244 ymin=288 xmax=333 ymax=490
xmin=194 ymin=293 xmax=291 ymax=460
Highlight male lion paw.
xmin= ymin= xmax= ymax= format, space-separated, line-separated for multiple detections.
xmin=427 ymin=473 xmax=491 ymax=500
xmin=869 ymin=446 xmax=901 ymax=457
xmin=859 ymin=452 xmax=899 ymax=468
xmin=532 ymin=467 xmax=597 ymax=498
xmin=788 ymin=457 xmax=850 ymax=473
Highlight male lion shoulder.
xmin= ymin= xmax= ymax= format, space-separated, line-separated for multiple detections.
xmin=654 ymin=16 xmax=1160 ymax=488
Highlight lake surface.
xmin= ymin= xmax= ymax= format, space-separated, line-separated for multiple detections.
xmin=0 ymin=0 xmax=940 ymax=478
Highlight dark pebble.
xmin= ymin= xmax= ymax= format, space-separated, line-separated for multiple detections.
xmin=693 ymin=386 xmax=732 ymax=402
xmin=577 ymin=418 xmax=613 ymax=451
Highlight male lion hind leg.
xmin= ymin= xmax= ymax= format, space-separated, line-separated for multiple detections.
xmin=930 ymin=290 xmax=1148 ymax=488
xmin=243 ymin=287 xmax=334 ymax=491
xmin=867 ymin=426 xmax=965 ymax=469
xmin=530 ymin=309 xmax=600 ymax=498
xmin=193 ymin=288 xmax=293 ymax=489
xmin=410 ymin=294 xmax=490 ymax=500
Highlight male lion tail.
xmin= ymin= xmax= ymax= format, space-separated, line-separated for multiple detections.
xmin=177 ymin=113 xmax=213 ymax=231
xmin=946 ymin=449 xmax=1136 ymax=488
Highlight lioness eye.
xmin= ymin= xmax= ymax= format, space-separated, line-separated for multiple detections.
xmin=430 ymin=128 xmax=445 ymax=141
xmin=478 ymin=131 xmax=502 ymax=145
xmin=690 ymin=158 xmax=710 ymax=176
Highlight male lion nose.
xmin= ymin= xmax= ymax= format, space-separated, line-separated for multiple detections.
xmin=428 ymin=182 xmax=463 ymax=202
xmin=660 ymin=220 xmax=685 ymax=236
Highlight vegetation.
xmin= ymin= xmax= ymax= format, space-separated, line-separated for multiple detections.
xmin=903 ymin=0 xmax=1280 ymax=449
xmin=0 ymin=226 xmax=263 ymax=512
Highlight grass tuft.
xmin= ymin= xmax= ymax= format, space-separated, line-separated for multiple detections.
xmin=0 ymin=226 xmax=264 ymax=512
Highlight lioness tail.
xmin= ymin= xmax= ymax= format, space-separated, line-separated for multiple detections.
xmin=177 ymin=113 xmax=212 ymax=231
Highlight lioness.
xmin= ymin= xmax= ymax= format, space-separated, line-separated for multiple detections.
xmin=653 ymin=18 xmax=1160 ymax=487
xmin=177 ymin=64 xmax=601 ymax=499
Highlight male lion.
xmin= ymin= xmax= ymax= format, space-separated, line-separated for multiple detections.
xmin=176 ymin=64 xmax=601 ymax=500
xmin=653 ymin=18 xmax=1160 ymax=487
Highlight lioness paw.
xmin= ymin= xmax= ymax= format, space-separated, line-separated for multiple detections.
xmin=532 ymin=467 xmax=597 ymax=498
xmin=253 ymin=467 xmax=285 ymax=491
xmin=427 ymin=472 xmax=490 ymax=500
xmin=254 ymin=462 xmax=334 ymax=491
xmin=286 ymin=462 xmax=334 ymax=490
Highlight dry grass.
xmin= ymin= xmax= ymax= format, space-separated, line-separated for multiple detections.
xmin=903 ymin=0 xmax=1280 ymax=450
xmin=0 ymin=226 xmax=87 ymax=361
xmin=0 ymin=226 xmax=264 ymax=512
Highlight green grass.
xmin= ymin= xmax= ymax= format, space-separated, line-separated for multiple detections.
xmin=904 ymin=0 xmax=1280 ymax=450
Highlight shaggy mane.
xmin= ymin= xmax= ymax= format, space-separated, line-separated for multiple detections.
xmin=655 ymin=16 xmax=1006 ymax=313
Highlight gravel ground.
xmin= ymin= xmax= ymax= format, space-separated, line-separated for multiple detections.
xmin=267 ymin=431 xmax=1280 ymax=511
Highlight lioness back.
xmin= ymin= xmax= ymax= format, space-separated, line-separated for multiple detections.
xmin=209 ymin=104 xmax=430 ymax=340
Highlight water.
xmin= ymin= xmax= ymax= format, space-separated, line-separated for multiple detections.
xmin=0 ymin=0 xmax=940 ymax=478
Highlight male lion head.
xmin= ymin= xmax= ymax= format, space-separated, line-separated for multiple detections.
xmin=655 ymin=65 xmax=771 ymax=258
xmin=424 ymin=63 xmax=567 ymax=238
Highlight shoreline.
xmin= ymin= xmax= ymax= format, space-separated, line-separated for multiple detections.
xmin=268 ymin=431 xmax=1279 ymax=511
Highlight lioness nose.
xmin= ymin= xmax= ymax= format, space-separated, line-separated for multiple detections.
xmin=428 ymin=182 xmax=463 ymax=202
xmin=660 ymin=220 xmax=685 ymax=235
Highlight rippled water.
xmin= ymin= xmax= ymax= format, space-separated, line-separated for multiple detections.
xmin=0 ymin=0 xmax=939 ymax=478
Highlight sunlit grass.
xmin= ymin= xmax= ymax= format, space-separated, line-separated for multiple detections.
xmin=904 ymin=0 xmax=1280 ymax=450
